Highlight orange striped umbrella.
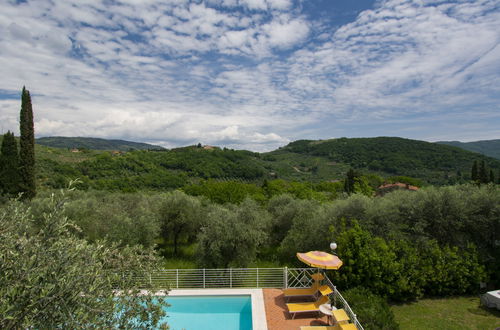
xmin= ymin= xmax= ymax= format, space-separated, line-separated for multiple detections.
xmin=297 ymin=251 xmax=343 ymax=270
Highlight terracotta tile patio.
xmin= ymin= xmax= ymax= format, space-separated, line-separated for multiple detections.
xmin=263 ymin=288 xmax=330 ymax=330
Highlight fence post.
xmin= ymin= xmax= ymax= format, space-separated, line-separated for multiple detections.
xmin=230 ymin=268 xmax=232 ymax=288
xmin=149 ymin=273 xmax=152 ymax=286
xmin=284 ymin=267 xmax=288 ymax=289
xmin=203 ymin=269 xmax=206 ymax=288
xmin=333 ymin=285 xmax=337 ymax=306
xmin=256 ymin=268 xmax=259 ymax=288
xmin=176 ymin=269 xmax=179 ymax=289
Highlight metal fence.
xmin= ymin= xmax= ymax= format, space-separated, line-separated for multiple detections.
xmin=136 ymin=267 xmax=362 ymax=329
xmin=146 ymin=268 xmax=285 ymax=289
xmin=323 ymin=275 xmax=364 ymax=330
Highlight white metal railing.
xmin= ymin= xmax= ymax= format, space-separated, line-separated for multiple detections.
xmin=134 ymin=267 xmax=362 ymax=329
xmin=324 ymin=275 xmax=364 ymax=330
xmin=142 ymin=268 xmax=285 ymax=289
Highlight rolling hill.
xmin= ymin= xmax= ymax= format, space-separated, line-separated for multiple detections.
xmin=436 ymin=139 xmax=500 ymax=160
xmin=3 ymin=135 xmax=499 ymax=191
xmin=36 ymin=136 xmax=165 ymax=151
xmin=265 ymin=137 xmax=500 ymax=184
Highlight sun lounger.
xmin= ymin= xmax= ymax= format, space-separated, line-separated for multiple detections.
xmin=284 ymin=283 xmax=333 ymax=301
xmin=287 ymin=294 xmax=330 ymax=319
xmin=283 ymin=273 xmax=325 ymax=301
xmin=300 ymin=323 xmax=357 ymax=330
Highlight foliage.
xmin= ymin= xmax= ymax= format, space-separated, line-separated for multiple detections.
xmin=332 ymin=220 xmax=486 ymax=300
xmin=344 ymin=168 xmax=358 ymax=194
xmin=196 ymin=199 xmax=270 ymax=268
xmin=158 ymin=190 xmax=204 ymax=255
xmin=19 ymin=87 xmax=36 ymax=199
xmin=333 ymin=222 xmax=424 ymax=301
xmin=263 ymin=179 xmax=328 ymax=201
xmin=59 ymin=190 xmax=162 ymax=248
xmin=437 ymin=139 xmax=500 ymax=160
xmin=30 ymin=136 xmax=500 ymax=193
xmin=342 ymin=287 xmax=399 ymax=330
xmin=77 ymin=152 xmax=188 ymax=191
xmin=471 ymin=160 xmax=478 ymax=182
xmin=183 ymin=179 xmax=265 ymax=204
xmin=277 ymin=199 xmax=332 ymax=263
xmin=0 ymin=191 xmax=167 ymax=329
xmin=280 ymin=137 xmax=500 ymax=185
xmin=157 ymin=147 xmax=265 ymax=180
xmin=419 ymin=241 xmax=486 ymax=296
xmin=266 ymin=195 xmax=320 ymax=248
xmin=0 ymin=131 xmax=21 ymax=196
xmin=4 ymin=183 xmax=496 ymax=302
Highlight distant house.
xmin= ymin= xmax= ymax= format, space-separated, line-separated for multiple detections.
xmin=377 ymin=182 xmax=419 ymax=196
xmin=203 ymin=145 xmax=215 ymax=150
xmin=70 ymin=148 xmax=80 ymax=153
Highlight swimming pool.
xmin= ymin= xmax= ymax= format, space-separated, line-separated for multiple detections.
xmin=161 ymin=295 xmax=252 ymax=330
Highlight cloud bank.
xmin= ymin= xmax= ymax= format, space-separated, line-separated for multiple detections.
xmin=0 ymin=0 xmax=499 ymax=150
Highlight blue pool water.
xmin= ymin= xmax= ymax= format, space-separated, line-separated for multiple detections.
xmin=160 ymin=295 xmax=252 ymax=330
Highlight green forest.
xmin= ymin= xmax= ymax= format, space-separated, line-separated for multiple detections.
xmin=11 ymin=135 xmax=500 ymax=196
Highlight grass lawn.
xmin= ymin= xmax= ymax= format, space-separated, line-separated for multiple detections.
xmin=392 ymin=296 xmax=500 ymax=330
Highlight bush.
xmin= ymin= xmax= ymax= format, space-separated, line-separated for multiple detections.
xmin=60 ymin=190 xmax=161 ymax=248
xmin=342 ymin=287 xmax=399 ymax=330
xmin=0 ymin=191 xmax=167 ymax=329
xmin=197 ymin=199 xmax=270 ymax=268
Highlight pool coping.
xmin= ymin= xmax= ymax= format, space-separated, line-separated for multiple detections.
xmin=167 ymin=288 xmax=268 ymax=330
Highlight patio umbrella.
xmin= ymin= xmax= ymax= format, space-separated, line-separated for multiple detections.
xmin=296 ymin=251 xmax=343 ymax=270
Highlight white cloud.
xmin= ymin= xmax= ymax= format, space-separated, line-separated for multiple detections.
xmin=0 ymin=0 xmax=499 ymax=151
xmin=264 ymin=17 xmax=310 ymax=49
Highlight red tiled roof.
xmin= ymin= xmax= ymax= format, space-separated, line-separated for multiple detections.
xmin=378 ymin=182 xmax=419 ymax=191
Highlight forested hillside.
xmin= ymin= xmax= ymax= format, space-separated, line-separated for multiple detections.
xmin=36 ymin=136 xmax=164 ymax=151
xmin=273 ymin=137 xmax=500 ymax=184
xmin=437 ymin=139 xmax=500 ymax=160
xmin=2 ymin=135 xmax=497 ymax=191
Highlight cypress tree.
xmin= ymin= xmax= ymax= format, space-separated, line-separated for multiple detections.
xmin=471 ymin=160 xmax=478 ymax=182
xmin=19 ymin=86 xmax=36 ymax=199
xmin=0 ymin=131 xmax=21 ymax=196
xmin=478 ymin=160 xmax=488 ymax=184
xmin=489 ymin=169 xmax=495 ymax=184
xmin=344 ymin=168 xmax=358 ymax=194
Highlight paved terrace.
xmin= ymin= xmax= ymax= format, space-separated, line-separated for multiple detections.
xmin=141 ymin=267 xmax=362 ymax=329
xmin=263 ymin=288 xmax=331 ymax=329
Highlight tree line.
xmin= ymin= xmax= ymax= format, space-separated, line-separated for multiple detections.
xmin=0 ymin=87 xmax=36 ymax=199
xmin=471 ymin=159 xmax=499 ymax=184
xmin=22 ymin=183 xmax=499 ymax=302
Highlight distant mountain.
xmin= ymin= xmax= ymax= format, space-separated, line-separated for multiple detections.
xmin=36 ymin=137 xmax=165 ymax=151
xmin=268 ymin=137 xmax=500 ymax=184
xmin=436 ymin=140 xmax=500 ymax=160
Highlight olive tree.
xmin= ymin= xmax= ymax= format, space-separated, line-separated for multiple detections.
xmin=197 ymin=199 xmax=270 ymax=268
xmin=0 ymin=192 xmax=168 ymax=329
xmin=159 ymin=190 xmax=204 ymax=255
xmin=40 ymin=190 xmax=162 ymax=248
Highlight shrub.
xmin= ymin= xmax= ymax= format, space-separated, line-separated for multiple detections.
xmin=0 ymin=191 xmax=167 ymax=328
xmin=342 ymin=287 xmax=399 ymax=330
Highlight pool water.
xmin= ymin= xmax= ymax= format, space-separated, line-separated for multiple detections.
xmin=160 ymin=295 xmax=252 ymax=330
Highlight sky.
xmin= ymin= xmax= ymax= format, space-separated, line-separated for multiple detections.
xmin=0 ymin=0 xmax=499 ymax=151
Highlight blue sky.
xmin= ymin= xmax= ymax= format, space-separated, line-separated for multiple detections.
xmin=0 ymin=0 xmax=499 ymax=151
